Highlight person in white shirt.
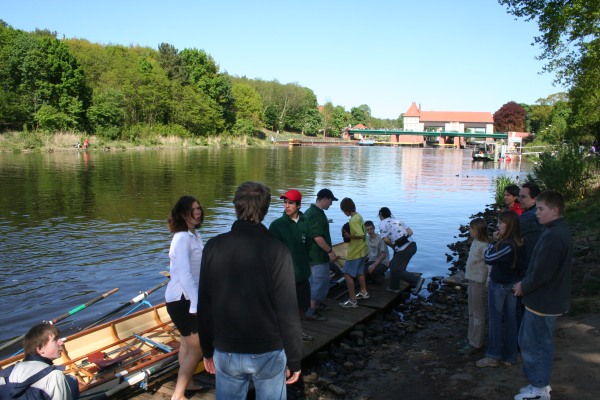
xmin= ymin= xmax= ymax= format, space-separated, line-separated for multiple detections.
xmin=165 ymin=195 xmax=205 ymax=400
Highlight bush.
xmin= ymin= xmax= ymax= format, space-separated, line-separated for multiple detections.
xmin=96 ymin=126 xmax=121 ymax=141
xmin=494 ymin=176 xmax=516 ymax=207
xmin=533 ymin=144 xmax=594 ymax=200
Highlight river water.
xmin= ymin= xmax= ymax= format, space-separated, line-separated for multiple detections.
xmin=0 ymin=146 xmax=528 ymax=353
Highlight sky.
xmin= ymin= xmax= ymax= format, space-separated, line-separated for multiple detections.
xmin=2 ymin=1 xmax=561 ymax=119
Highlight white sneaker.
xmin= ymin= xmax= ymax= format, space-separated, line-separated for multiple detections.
xmin=519 ymin=385 xmax=551 ymax=394
xmin=339 ymin=299 xmax=358 ymax=308
xmin=514 ymin=385 xmax=551 ymax=400
xmin=355 ymin=291 xmax=369 ymax=299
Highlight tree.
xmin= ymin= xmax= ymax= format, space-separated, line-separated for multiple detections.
xmin=180 ymin=48 xmax=235 ymax=131
xmin=232 ymin=82 xmax=262 ymax=127
xmin=499 ymin=0 xmax=600 ymax=86
xmin=493 ymin=101 xmax=526 ymax=132
xmin=157 ymin=43 xmax=187 ymax=83
xmin=499 ymin=1 xmax=600 ymax=141
xmin=350 ymin=104 xmax=371 ymax=126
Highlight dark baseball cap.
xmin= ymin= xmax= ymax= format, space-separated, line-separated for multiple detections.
xmin=316 ymin=188 xmax=338 ymax=201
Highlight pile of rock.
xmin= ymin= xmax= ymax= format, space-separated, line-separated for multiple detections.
xmin=293 ymin=283 xmax=469 ymax=400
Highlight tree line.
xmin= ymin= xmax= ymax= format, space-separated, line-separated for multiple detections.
xmin=0 ymin=20 xmax=400 ymax=142
xmin=2 ymin=4 xmax=598 ymax=148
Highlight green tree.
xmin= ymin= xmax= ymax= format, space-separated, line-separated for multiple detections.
xmin=499 ymin=1 xmax=600 ymax=141
xmin=180 ymin=48 xmax=234 ymax=131
xmin=87 ymin=88 xmax=126 ymax=133
xmin=232 ymin=82 xmax=262 ymax=127
xmin=157 ymin=43 xmax=187 ymax=83
xmin=350 ymin=104 xmax=371 ymax=126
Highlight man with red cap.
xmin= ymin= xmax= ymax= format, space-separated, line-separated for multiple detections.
xmin=269 ymin=189 xmax=324 ymax=331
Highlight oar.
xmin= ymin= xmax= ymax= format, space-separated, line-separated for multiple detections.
xmin=0 ymin=288 xmax=119 ymax=353
xmin=85 ymin=354 xmax=180 ymax=400
xmin=81 ymin=279 xmax=169 ymax=331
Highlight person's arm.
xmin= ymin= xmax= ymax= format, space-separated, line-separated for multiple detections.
xmin=170 ymin=233 xmax=199 ymax=313
xmin=314 ymin=236 xmax=337 ymax=261
xmin=271 ymin=247 xmax=302 ymax=378
xmin=521 ymin=234 xmax=566 ymax=295
xmin=197 ymin=243 xmax=214 ymax=360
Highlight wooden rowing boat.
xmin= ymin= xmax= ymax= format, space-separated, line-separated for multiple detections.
xmin=0 ymin=303 xmax=202 ymax=399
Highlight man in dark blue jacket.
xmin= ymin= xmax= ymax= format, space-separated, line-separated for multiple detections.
xmin=198 ymin=182 xmax=302 ymax=400
xmin=513 ymin=191 xmax=572 ymax=400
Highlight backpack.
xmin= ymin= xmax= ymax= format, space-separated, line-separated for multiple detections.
xmin=0 ymin=364 xmax=54 ymax=400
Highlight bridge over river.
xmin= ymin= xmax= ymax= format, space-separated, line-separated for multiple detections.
xmin=347 ymin=129 xmax=508 ymax=147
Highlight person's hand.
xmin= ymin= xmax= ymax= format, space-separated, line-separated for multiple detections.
xmin=493 ymin=231 xmax=499 ymax=240
xmin=513 ymin=281 xmax=523 ymax=297
xmin=203 ymin=357 xmax=216 ymax=374
xmin=328 ymin=251 xmax=338 ymax=262
xmin=286 ymin=368 xmax=301 ymax=384
xmin=368 ymin=264 xmax=376 ymax=274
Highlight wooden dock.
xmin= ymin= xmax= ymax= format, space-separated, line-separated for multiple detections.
xmin=122 ymin=278 xmax=413 ymax=400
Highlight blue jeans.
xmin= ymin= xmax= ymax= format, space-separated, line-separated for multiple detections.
xmin=309 ymin=262 xmax=330 ymax=303
xmin=486 ymin=280 xmax=519 ymax=364
xmin=518 ymin=309 xmax=557 ymax=387
xmin=214 ymin=348 xmax=287 ymax=400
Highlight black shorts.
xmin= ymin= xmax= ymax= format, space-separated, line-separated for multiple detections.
xmin=296 ymin=279 xmax=311 ymax=312
xmin=166 ymin=297 xmax=198 ymax=336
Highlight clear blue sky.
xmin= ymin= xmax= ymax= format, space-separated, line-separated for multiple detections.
xmin=2 ymin=0 xmax=560 ymax=119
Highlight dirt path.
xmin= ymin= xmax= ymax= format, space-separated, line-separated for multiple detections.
xmin=299 ymin=284 xmax=600 ymax=400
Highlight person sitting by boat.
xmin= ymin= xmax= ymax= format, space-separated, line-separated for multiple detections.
xmin=0 ymin=323 xmax=79 ymax=400
xmin=363 ymin=220 xmax=390 ymax=285
xmin=165 ymin=195 xmax=205 ymax=400
xmin=503 ymin=184 xmax=523 ymax=216
xmin=378 ymin=207 xmax=424 ymax=294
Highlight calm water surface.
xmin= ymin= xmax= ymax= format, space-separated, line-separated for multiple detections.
xmin=0 ymin=146 xmax=529 ymax=352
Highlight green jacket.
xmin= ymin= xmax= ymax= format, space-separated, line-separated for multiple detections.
xmin=269 ymin=211 xmax=311 ymax=282
xmin=304 ymin=203 xmax=332 ymax=266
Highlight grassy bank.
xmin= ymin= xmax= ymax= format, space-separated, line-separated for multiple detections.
xmin=0 ymin=131 xmax=284 ymax=153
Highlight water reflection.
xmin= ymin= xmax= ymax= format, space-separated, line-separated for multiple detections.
xmin=0 ymin=147 xmax=528 ymax=348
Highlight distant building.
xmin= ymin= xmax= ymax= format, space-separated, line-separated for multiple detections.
xmin=403 ymin=102 xmax=494 ymax=134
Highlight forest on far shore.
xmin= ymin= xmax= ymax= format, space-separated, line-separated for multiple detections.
xmin=0 ymin=15 xmax=594 ymax=148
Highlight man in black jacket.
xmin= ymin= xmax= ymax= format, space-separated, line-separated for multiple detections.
xmin=198 ymin=182 xmax=302 ymax=399
xmin=513 ymin=191 xmax=572 ymax=400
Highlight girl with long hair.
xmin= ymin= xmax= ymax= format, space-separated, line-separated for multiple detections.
xmin=476 ymin=210 xmax=524 ymax=368
xmin=165 ymin=195 xmax=205 ymax=400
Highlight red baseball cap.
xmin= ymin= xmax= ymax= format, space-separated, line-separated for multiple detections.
xmin=280 ymin=189 xmax=302 ymax=202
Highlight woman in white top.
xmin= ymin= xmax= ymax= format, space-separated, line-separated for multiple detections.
xmin=165 ymin=195 xmax=205 ymax=400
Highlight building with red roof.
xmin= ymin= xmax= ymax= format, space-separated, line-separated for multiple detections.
xmin=403 ymin=102 xmax=494 ymax=134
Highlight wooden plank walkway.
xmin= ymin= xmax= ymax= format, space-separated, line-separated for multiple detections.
xmin=123 ymin=277 xmax=415 ymax=400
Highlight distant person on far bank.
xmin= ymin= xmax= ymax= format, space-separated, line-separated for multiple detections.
xmin=0 ymin=323 xmax=79 ymax=400
xmin=198 ymin=182 xmax=302 ymax=399
xmin=338 ymin=197 xmax=369 ymax=308
xmin=504 ymin=184 xmax=523 ymax=216
xmin=459 ymin=218 xmax=491 ymax=355
xmin=378 ymin=207 xmax=424 ymax=294
xmin=512 ymin=191 xmax=572 ymax=400
xmin=304 ymin=188 xmax=339 ymax=319
xmin=364 ymin=220 xmax=390 ymax=285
